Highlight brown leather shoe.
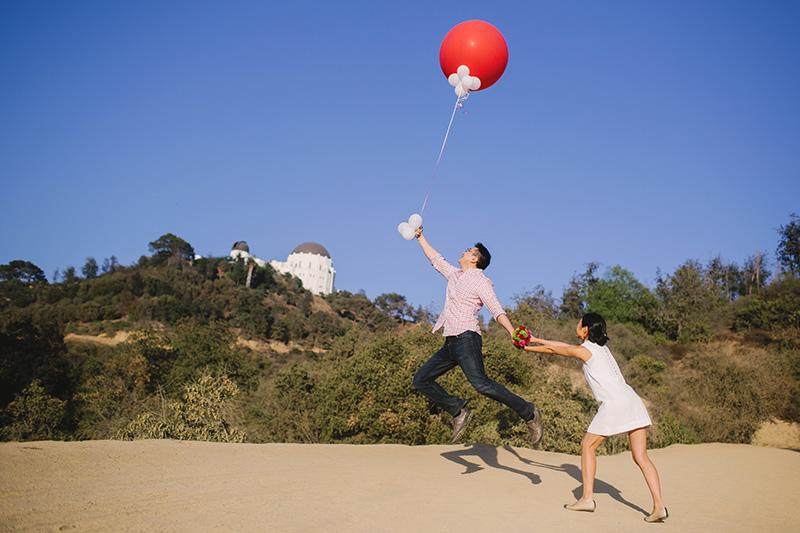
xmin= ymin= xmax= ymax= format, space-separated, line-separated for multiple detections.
xmin=451 ymin=408 xmax=473 ymax=442
xmin=526 ymin=408 xmax=543 ymax=446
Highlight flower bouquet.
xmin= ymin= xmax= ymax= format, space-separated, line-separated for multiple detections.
xmin=513 ymin=326 xmax=532 ymax=349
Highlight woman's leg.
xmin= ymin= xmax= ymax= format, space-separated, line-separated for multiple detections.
xmin=628 ymin=427 xmax=666 ymax=513
xmin=574 ymin=432 xmax=606 ymax=506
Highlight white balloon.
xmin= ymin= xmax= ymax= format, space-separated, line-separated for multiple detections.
xmin=408 ymin=213 xmax=422 ymax=230
xmin=401 ymin=227 xmax=416 ymax=240
xmin=448 ymin=73 xmax=460 ymax=87
xmin=465 ymin=76 xmax=480 ymax=90
xmin=472 ymin=76 xmax=481 ymax=90
xmin=455 ymin=84 xmax=468 ymax=97
xmin=457 ymin=64 xmax=470 ymax=78
xmin=398 ymin=222 xmax=411 ymax=235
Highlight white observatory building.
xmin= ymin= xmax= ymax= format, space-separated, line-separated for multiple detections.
xmin=229 ymin=241 xmax=336 ymax=296
xmin=270 ymin=242 xmax=336 ymax=296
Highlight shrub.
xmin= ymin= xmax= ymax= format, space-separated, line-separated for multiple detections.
xmin=629 ymin=354 xmax=667 ymax=388
xmin=167 ymin=319 xmax=256 ymax=391
xmin=317 ymin=334 xmax=442 ymax=444
xmin=254 ymin=363 xmax=322 ymax=443
xmin=72 ymin=338 xmax=155 ymax=440
xmin=117 ymin=373 xmax=245 ymax=442
xmin=649 ymin=412 xmax=700 ymax=448
xmin=0 ymin=380 xmax=67 ymax=441
xmin=664 ymin=343 xmax=791 ymax=443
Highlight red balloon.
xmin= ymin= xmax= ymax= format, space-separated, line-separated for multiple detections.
xmin=439 ymin=20 xmax=508 ymax=91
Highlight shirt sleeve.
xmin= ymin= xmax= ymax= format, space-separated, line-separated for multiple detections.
xmin=431 ymin=253 xmax=459 ymax=279
xmin=477 ymin=278 xmax=506 ymax=320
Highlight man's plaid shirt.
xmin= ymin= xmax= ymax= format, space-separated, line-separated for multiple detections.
xmin=430 ymin=253 xmax=506 ymax=336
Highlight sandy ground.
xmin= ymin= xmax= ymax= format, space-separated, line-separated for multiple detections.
xmin=1 ymin=440 xmax=798 ymax=532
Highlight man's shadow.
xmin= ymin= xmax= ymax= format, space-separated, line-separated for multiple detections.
xmin=440 ymin=443 xmax=541 ymax=484
xmin=507 ymin=447 xmax=648 ymax=516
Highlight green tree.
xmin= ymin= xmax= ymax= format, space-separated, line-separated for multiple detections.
xmin=248 ymin=263 xmax=276 ymax=291
xmin=148 ymin=233 xmax=195 ymax=265
xmin=777 ymin=212 xmax=800 ymax=275
xmin=737 ymin=252 xmax=770 ymax=296
xmin=63 ymin=266 xmax=78 ymax=284
xmin=655 ymin=260 xmax=724 ymax=341
xmin=374 ymin=293 xmax=413 ymax=324
xmin=705 ymin=255 xmax=741 ymax=301
xmin=101 ymin=256 xmax=120 ymax=274
xmin=585 ymin=266 xmax=659 ymax=325
xmin=226 ymin=256 xmax=250 ymax=287
xmin=560 ymin=262 xmax=599 ymax=318
xmin=410 ymin=304 xmax=437 ymax=324
xmin=511 ymin=285 xmax=558 ymax=318
xmin=325 ymin=290 xmax=396 ymax=333
xmin=82 ymin=257 xmax=99 ymax=279
xmin=0 ymin=260 xmax=47 ymax=283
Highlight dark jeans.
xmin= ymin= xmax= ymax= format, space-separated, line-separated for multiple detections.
xmin=412 ymin=330 xmax=536 ymax=420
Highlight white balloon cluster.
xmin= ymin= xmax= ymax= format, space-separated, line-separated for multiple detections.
xmin=397 ymin=213 xmax=423 ymax=241
xmin=448 ymin=65 xmax=482 ymax=97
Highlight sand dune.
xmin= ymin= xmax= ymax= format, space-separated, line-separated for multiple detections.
xmin=1 ymin=440 xmax=798 ymax=532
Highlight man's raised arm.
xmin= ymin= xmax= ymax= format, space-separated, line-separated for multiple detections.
xmin=415 ymin=227 xmax=439 ymax=262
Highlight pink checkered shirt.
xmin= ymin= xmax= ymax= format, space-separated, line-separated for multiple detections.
xmin=430 ymin=253 xmax=506 ymax=336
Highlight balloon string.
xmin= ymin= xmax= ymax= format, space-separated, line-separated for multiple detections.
xmin=420 ymin=93 xmax=469 ymax=215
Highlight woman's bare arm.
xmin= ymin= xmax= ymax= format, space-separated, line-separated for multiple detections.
xmin=522 ymin=342 xmax=592 ymax=362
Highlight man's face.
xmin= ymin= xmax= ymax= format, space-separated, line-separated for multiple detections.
xmin=459 ymin=247 xmax=480 ymax=268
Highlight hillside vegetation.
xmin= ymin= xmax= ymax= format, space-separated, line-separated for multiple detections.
xmin=2 ymin=218 xmax=799 ymax=454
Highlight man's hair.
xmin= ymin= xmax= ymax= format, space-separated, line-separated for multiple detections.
xmin=474 ymin=242 xmax=491 ymax=270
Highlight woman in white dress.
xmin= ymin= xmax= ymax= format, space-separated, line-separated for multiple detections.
xmin=521 ymin=313 xmax=668 ymax=523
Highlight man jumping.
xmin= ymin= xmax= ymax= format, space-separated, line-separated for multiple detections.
xmin=411 ymin=226 xmax=543 ymax=445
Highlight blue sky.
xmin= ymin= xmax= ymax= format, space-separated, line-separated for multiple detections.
xmin=2 ymin=1 xmax=798 ymax=315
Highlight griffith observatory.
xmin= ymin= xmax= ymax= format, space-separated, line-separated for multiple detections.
xmin=229 ymin=241 xmax=336 ymax=296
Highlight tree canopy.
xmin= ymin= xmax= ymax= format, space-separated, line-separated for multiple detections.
xmin=0 ymin=260 xmax=47 ymax=283
xmin=777 ymin=212 xmax=800 ymax=275
xmin=148 ymin=233 xmax=195 ymax=264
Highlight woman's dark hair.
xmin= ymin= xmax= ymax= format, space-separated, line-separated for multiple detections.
xmin=581 ymin=312 xmax=609 ymax=346
xmin=474 ymin=242 xmax=491 ymax=270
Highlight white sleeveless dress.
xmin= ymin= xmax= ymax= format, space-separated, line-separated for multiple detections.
xmin=582 ymin=341 xmax=652 ymax=436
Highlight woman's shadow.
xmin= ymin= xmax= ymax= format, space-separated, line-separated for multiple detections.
xmin=441 ymin=445 xmax=648 ymax=516
xmin=507 ymin=447 xmax=648 ymax=516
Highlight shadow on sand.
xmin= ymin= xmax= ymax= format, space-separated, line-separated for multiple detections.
xmin=441 ymin=444 xmax=648 ymax=516
xmin=440 ymin=443 xmax=541 ymax=484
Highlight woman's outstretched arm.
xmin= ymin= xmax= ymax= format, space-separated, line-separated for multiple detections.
xmin=529 ymin=336 xmax=573 ymax=348
xmin=522 ymin=341 xmax=592 ymax=362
